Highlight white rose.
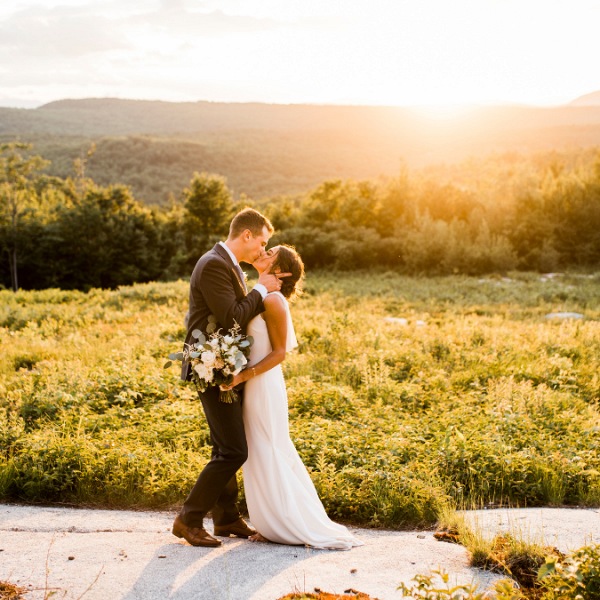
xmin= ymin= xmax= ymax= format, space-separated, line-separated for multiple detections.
xmin=214 ymin=356 xmax=225 ymax=370
xmin=240 ymin=355 xmax=247 ymax=365
xmin=223 ymin=335 xmax=234 ymax=345
xmin=201 ymin=351 xmax=216 ymax=367
xmin=209 ymin=338 xmax=219 ymax=348
xmin=194 ymin=363 xmax=214 ymax=382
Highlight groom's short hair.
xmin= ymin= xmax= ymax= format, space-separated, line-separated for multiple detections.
xmin=229 ymin=207 xmax=274 ymax=239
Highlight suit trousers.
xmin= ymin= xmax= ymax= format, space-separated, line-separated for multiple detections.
xmin=179 ymin=385 xmax=248 ymax=528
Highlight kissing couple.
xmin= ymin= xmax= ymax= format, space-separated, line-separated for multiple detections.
xmin=172 ymin=208 xmax=362 ymax=551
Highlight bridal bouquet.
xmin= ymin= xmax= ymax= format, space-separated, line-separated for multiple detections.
xmin=165 ymin=316 xmax=254 ymax=403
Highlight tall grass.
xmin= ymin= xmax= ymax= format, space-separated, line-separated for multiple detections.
xmin=1 ymin=272 xmax=599 ymax=526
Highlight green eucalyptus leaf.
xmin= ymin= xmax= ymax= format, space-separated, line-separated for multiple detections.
xmin=168 ymin=353 xmax=178 ymax=360
xmin=235 ymin=351 xmax=244 ymax=362
xmin=235 ymin=359 xmax=243 ymax=370
xmin=203 ymin=343 xmax=213 ymax=351
xmin=190 ymin=352 xmax=200 ymax=358
xmin=163 ymin=361 xmax=172 ymax=369
xmin=246 ymin=336 xmax=254 ymax=345
xmin=197 ymin=333 xmax=206 ymax=344
xmin=207 ymin=322 xmax=216 ymax=333
xmin=208 ymin=315 xmax=217 ymax=323
xmin=175 ymin=352 xmax=184 ymax=361
xmin=192 ymin=329 xmax=202 ymax=339
xmin=538 ymin=561 xmax=557 ymax=579
xmin=239 ymin=340 xmax=250 ymax=348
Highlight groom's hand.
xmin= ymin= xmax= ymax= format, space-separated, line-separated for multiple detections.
xmin=258 ymin=263 xmax=292 ymax=293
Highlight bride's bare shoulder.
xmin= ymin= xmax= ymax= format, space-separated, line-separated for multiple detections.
xmin=263 ymin=293 xmax=287 ymax=313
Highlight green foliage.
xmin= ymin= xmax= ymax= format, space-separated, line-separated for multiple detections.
xmin=2 ymin=141 xmax=600 ymax=289
xmin=0 ymin=274 xmax=599 ymax=524
xmin=182 ymin=172 xmax=233 ymax=266
xmin=397 ymin=542 xmax=600 ymax=600
xmin=539 ymin=544 xmax=600 ymax=600
xmin=398 ymin=569 xmax=521 ymax=600
xmin=0 ymin=142 xmax=50 ymax=291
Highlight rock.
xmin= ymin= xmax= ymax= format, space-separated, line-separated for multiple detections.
xmin=158 ymin=555 xmax=166 ymax=558
xmin=383 ymin=317 xmax=407 ymax=325
xmin=350 ymin=569 xmax=357 ymax=573
xmin=416 ymin=534 xmax=425 ymax=539
xmin=545 ymin=312 xmax=584 ymax=320
xmin=68 ymin=556 xmax=75 ymax=560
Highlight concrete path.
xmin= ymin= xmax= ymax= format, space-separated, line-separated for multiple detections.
xmin=0 ymin=505 xmax=597 ymax=600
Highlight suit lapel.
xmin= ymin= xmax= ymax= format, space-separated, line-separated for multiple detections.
xmin=231 ymin=267 xmax=247 ymax=296
xmin=213 ymin=243 xmax=234 ymax=267
xmin=213 ymin=243 xmax=247 ymax=297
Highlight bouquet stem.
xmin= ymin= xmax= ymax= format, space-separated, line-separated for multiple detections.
xmin=219 ymin=388 xmax=240 ymax=403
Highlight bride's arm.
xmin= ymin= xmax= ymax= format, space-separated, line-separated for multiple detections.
xmin=221 ymin=294 xmax=288 ymax=389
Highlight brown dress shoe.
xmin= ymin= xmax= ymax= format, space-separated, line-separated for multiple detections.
xmin=213 ymin=518 xmax=257 ymax=538
xmin=172 ymin=516 xmax=222 ymax=547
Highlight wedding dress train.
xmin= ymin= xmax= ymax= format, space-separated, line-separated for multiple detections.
xmin=242 ymin=292 xmax=362 ymax=550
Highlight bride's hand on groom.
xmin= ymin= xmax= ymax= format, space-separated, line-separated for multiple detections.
xmin=258 ymin=263 xmax=292 ymax=293
xmin=220 ymin=372 xmax=246 ymax=391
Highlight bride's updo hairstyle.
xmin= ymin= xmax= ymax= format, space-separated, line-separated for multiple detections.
xmin=273 ymin=245 xmax=305 ymax=302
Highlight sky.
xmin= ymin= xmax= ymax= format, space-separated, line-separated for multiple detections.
xmin=1 ymin=0 xmax=600 ymax=108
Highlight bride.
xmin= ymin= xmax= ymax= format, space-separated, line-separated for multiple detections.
xmin=222 ymin=245 xmax=362 ymax=551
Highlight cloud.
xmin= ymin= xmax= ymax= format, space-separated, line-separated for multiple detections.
xmin=0 ymin=5 xmax=131 ymax=57
xmin=0 ymin=0 xmax=293 ymax=93
xmin=128 ymin=4 xmax=286 ymax=37
xmin=0 ymin=1 xmax=287 ymax=62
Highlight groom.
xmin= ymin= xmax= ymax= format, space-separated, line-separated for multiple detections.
xmin=172 ymin=208 xmax=289 ymax=547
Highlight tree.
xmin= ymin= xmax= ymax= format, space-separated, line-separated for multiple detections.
xmin=0 ymin=143 xmax=49 ymax=291
xmin=182 ymin=172 xmax=234 ymax=265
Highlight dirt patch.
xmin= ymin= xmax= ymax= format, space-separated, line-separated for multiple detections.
xmin=0 ymin=581 xmax=25 ymax=600
xmin=278 ymin=591 xmax=378 ymax=600
xmin=433 ymin=528 xmax=460 ymax=544
xmin=471 ymin=535 xmax=563 ymax=598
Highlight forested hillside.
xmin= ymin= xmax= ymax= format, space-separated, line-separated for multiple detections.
xmin=0 ymin=131 xmax=404 ymax=202
xmin=3 ymin=99 xmax=600 ymax=201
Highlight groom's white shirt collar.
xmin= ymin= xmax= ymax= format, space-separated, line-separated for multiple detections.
xmin=219 ymin=241 xmax=267 ymax=299
xmin=219 ymin=241 xmax=239 ymax=266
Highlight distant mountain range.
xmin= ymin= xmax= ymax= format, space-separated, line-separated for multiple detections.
xmin=2 ymin=97 xmax=600 ymax=202
xmin=570 ymin=90 xmax=600 ymax=106
xmin=4 ymin=97 xmax=600 ymax=136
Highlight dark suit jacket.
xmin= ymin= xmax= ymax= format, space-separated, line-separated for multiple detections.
xmin=181 ymin=243 xmax=265 ymax=381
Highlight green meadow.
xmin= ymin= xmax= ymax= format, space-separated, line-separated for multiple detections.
xmin=1 ymin=272 xmax=599 ymax=528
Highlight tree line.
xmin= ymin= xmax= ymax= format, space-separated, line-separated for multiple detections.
xmin=1 ymin=142 xmax=600 ymax=291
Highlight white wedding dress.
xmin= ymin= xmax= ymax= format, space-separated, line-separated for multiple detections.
xmin=242 ymin=292 xmax=362 ymax=550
